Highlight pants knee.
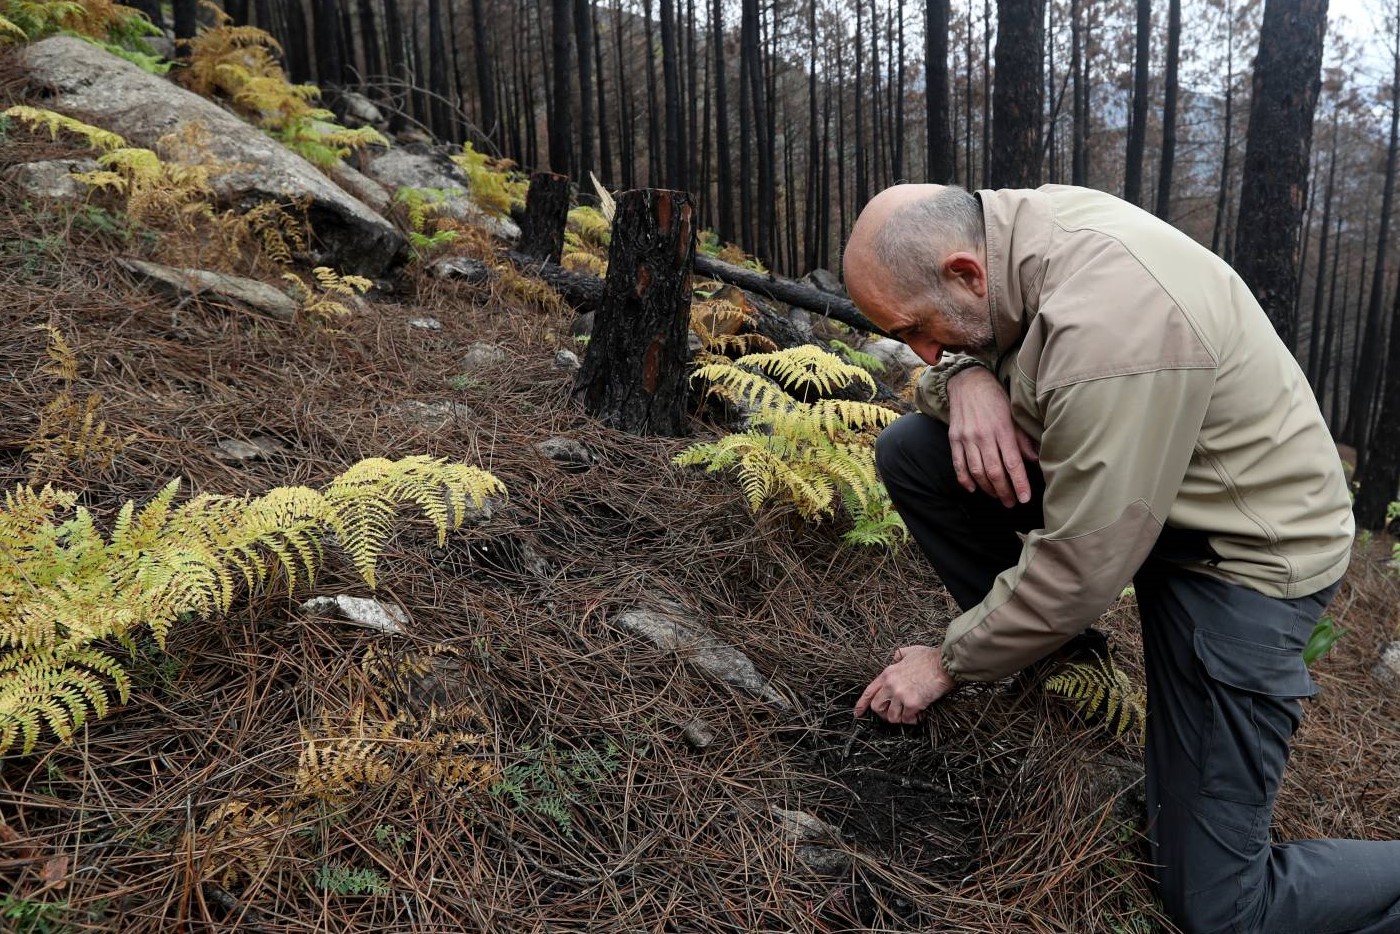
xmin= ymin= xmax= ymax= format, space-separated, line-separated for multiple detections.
xmin=874 ymin=413 xmax=957 ymax=494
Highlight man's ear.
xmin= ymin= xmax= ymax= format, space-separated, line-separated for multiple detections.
xmin=942 ymin=252 xmax=987 ymax=298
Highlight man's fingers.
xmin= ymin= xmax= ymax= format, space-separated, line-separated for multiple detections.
xmin=950 ymin=442 xmax=975 ymax=493
xmin=891 ymin=647 xmax=908 ymax=663
xmin=853 ymin=678 xmax=880 ymax=717
xmin=1016 ymin=427 xmax=1040 ymax=463
xmin=998 ymin=432 xmax=1033 ymax=505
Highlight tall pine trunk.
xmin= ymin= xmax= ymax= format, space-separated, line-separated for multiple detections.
xmin=1232 ymin=0 xmax=1329 ymax=351
xmin=1124 ymin=0 xmax=1150 ymax=204
xmin=1154 ymin=0 xmax=1181 ymax=219
xmin=926 ymin=0 xmax=954 ymax=182
xmin=991 ymin=0 xmax=1043 ymax=188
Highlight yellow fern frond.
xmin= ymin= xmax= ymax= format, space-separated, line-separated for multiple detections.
xmin=1044 ymin=658 xmax=1147 ymax=745
xmin=1 ymin=105 xmax=126 ymax=152
xmin=0 ymin=14 xmax=24 ymax=39
xmin=735 ymin=346 xmax=877 ymax=399
xmin=561 ymin=251 xmax=606 ymax=275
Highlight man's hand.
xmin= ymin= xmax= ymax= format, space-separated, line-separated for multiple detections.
xmin=853 ymin=645 xmax=958 ymax=724
xmin=947 ymin=366 xmax=1039 ymax=507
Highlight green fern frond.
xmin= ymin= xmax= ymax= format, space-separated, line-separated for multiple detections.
xmin=1043 ymin=658 xmax=1146 ymax=745
xmin=828 ymin=339 xmax=886 ymax=375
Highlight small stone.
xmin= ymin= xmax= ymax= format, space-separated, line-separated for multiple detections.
xmin=430 ymin=256 xmax=492 ymax=282
xmin=771 ymin=807 xmax=841 ymax=843
xmin=6 ymin=159 xmax=99 ymax=201
xmin=214 ymin=436 xmax=284 ymax=462
xmin=394 ymin=399 xmax=475 ymax=428
xmin=801 ymin=268 xmax=845 ymax=296
xmin=615 ymin=605 xmax=789 ymax=709
xmin=552 ymin=349 xmax=580 ymax=372
xmin=460 ymin=342 xmax=509 ymax=373
xmin=570 ymin=311 xmax=594 ymax=338
xmin=795 ymin=845 xmax=851 ymax=876
xmin=1372 ymin=641 xmax=1400 ymax=693
xmin=681 ymin=718 xmax=718 ymax=750
xmin=300 ymin=595 xmax=409 ymax=635
xmin=409 ymin=317 xmax=443 ymax=330
xmin=534 ymin=436 xmax=598 ymax=472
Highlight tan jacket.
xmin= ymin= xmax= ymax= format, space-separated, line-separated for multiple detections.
xmin=913 ymin=186 xmax=1354 ymax=682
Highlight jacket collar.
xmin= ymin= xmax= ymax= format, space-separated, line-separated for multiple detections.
xmin=975 ymin=188 xmax=1054 ymax=358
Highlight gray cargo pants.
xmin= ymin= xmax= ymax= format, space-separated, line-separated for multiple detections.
xmin=875 ymin=412 xmax=1400 ymax=934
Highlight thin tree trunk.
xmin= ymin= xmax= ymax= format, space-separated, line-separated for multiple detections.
xmin=713 ymin=0 xmax=734 ymax=242
xmin=644 ymin=0 xmax=662 ymax=184
xmin=1070 ymin=0 xmax=1087 ymax=185
xmin=856 ymin=0 xmax=868 ymax=209
xmin=982 ymin=0 xmax=991 ymax=187
xmin=575 ymin=0 xmax=596 ymax=180
xmin=173 ymin=0 xmax=198 ymax=50
xmin=471 ymin=0 xmax=499 ymax=143
xmin=593 ymin=1 xmax=612 ymax=184
xmin=806 ymin=0 xmax=822 ymax=270
xmin=383 ymin=0 xmax=407 ymax=132
xmin=549 ymin=0 xmax=575 ymax=175
xmin=1233 ymin=0 xmax=1330 ymax=351
xmin=1353 ymin=276 xmax=1400 ymax=526
xmin=427 ymin=0 xmax=453 ymax=138
xmin=1124 ymin=0 xmax=1150 ymax=204
xmin=991 ymin=0 xmax=1043 ymax=188
xmin=1154 ymin=0 xmax=1182 ymax=219
xmin=1307 ymin=116 xmax=1339 ymax=386
xmin=660 ymin=0 xmax=685 ymax=190
xmin=927 ymin=0 xmax=954 ymax=182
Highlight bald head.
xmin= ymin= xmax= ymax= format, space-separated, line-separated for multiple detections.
xmin=844 ymin=184 xmax=984 ymax=304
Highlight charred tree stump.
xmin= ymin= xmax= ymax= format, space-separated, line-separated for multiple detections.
xmin=573 ymin=189 xmax=695 ymax=436
xmin=519 ymin=172 xmax=571 ymax=264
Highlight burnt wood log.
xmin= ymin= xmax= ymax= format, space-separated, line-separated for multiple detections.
xmin=573 ymin=189 xmax=696 ymax=436
xmin=693 ymin=254 xmax=884 ymax=335
xmin=519 ymin=171 xmax=571 ymax=263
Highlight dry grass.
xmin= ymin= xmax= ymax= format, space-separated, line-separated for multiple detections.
xmin=1 ymin=84 xmax=1397 ymax=933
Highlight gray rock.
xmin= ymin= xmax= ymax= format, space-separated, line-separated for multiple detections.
xmin=430 ymin=256 xmax=492 ymax=282
xmin=327 ymin=160 xmax=392 ymax=216
xmin=534 ymin=436 xmax=598 ymax=472
xmin=859 ymin=336 xmax=925 ymax=374
xmin=19 ymin=37 xmax=404 ymax=276
xmin=795 ymin=845 xmax=851 ymax=876
xmin=681 ymin=718 xmax=718 ymax=750
xmin=771 ymin=807 xmax=841 ymax=843
xmin=6 ymin=158 xmax=98 ymax=201
xmin=214 ymin=435 xmax=285 ymax=462
xmin=409 ymin=317 xmax=443 ymax=330
xmin=615 ymin=605 xmax=789 ymax=708
xmin=552 ymin=349 xmax=580 ymax=372
xmin=335 ymin=90 xmax=386 ymax=129
xmin=361 ymin=147 xmax=521 ymax=242
xmin=1372 ymin=641 xmax=1400 ymax=693
xmin=460 ymin=341 xmax=508 ymax=373
xmin=570 ymin=311 xmax=594 ymax=338
xmin=393 ymin=399 xmax=476 ymax=429
xmin=801 ymin=268 xmax=845 ymax=296
xmin=119 ymin=258 xmax=298 ymax=321
xmin=300 ymin=595 xmax=408 ymax=635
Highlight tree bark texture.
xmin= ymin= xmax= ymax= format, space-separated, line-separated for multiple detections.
xmin=1124 ymin=0 xmax=1150 ymax=204
xmin=573 ymin=189 xmax=697 ymax=436
xmin=1232 ymin=0 xmax=1328 ymax=351
xmin=520 ymin=172 xmax=572 ymax=264
xmin=926 ymin=0 xmax=955 ymax=183
xmin=173 ymin=0 xmax=197 ymax=50
xmin=549 ymin=0 xmax=576 ymax=176
xmin=1154 ymin=0 xmax=1182 ymax=219
xmin=991 ymin=0 xmax=1043 ymax=189
xmin=1353 ymin=285 xmax=1400 ymax=528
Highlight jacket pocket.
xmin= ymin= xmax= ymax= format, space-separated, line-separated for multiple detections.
xmin=1193 ymin=629 xmax=1313 ymax=805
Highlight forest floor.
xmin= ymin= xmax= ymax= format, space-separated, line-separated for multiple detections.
xmin=2 ymin=89 xmax=1399 ymax=934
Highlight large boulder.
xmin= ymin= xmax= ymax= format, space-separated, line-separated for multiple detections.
xmin=362 ymin=146 xmax=521 ymax=242
xmin=18 ymin=37 xmax=405 ymax=277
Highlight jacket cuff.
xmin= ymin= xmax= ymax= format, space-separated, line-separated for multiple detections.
xmin=914 ymin=355 xmax=991 ymax=422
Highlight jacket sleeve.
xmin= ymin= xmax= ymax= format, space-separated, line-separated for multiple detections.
xmin=941 ymin=366 xmax=1215 ymax=681
xmin=912 ymin=354 xmax=991 ymax=423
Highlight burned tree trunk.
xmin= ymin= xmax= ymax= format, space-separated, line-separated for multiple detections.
xmin=520 ymin=172 xmax=572 ymax=264
xmin=573 ymin=189 xmax=696 ymax=436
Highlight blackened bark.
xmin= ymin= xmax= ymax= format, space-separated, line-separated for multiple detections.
xmin=660 ymin=0 xmax=685 ymax=190
xmin=1124 ymin=0 xmax=1149 ymax=204
xmin=315 ymin=0 xmax=344 ymax=88
xmin=926 ymin=0 xmax=954 ymax=182
xmin=573 ymin=189 xmax=697 ymax=436
xmin=225 ymin=0 xmax=250 ymax=26
xmin=742 ymin=0 xmax=772 ymax=264
xmin=712 ymin=0 xmax=734 ymax=242
xmin=693 ymin=255 xmax=881 ymax=333
xmin=575 ymin=0 xmax=596 ymax=180
xmin=130 ymin=0 xmax=162 ymax=29
xmin=1154 ymin=0 xmax=1181 ymax=219
xmin=1232 ymin=0 xmax=1328 ymax=351
xmin=359 ymin=1 xmax=383 ymax=91
xmin=1354 ymin=284 xmax=1400 ymax=528
xmin=471 ymin=0 xmax=499 ymax=142
xmin=991 ymin=0 xmax=1043 ymax=188
xmin=383 ymin=0 xmax=408 ymax=131
xmin=173 ymin=0 xmax=198 ymax=50
xmin=1306 ymin=116 xmax=1338 ymax=387
xmin=427 ymin=0 xmax=453 ymax=138
xmin=521 ymin=172 xmax=572 ymax=264
xmin=1070 ymin=0 xmax=1087 ymax=185
xmin=550 ymin=0 xmax=576 ymax=175
xmin=593 ymin=1 xmax=612 ymax=183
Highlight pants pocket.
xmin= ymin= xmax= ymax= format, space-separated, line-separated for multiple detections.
xmin=1193 ymin=629 xmax=1313 ymax=806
